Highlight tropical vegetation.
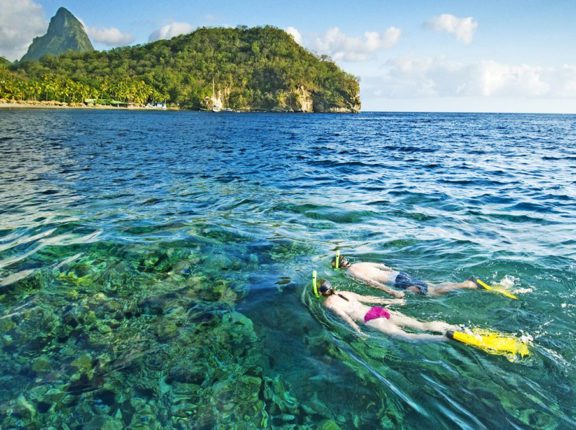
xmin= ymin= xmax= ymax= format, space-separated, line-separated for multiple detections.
xmin=1 ymin=26 xmax=360 ymax=112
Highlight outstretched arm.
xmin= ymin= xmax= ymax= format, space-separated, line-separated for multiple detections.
xmin=358 ymin=278 xmax=405 ymax=298
xmin=344 ymin=292 xmax=405 ymax=306
xmin=325 ymin=302 xmax=363 ymax=336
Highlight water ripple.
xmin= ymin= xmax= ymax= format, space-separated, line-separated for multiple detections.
xmin=1 ymin=110 xmax=575 ymax=428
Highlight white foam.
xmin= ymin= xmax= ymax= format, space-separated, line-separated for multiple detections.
xmin=499 ymin=275 xmax=517 ymax=289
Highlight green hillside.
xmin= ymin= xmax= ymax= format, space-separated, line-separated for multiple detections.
xmin=20 ymin=7 xmax=94 ymax=63
xmin=2 ymin=26 xmax=360 ymax=112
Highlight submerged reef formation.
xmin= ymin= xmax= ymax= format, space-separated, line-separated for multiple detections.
xmin=0 ymin=240 xmax=387 ymax=429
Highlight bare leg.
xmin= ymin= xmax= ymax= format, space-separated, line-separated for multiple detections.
xmin=427 ymin=280 xmax=477 ymax=296
xmin=390 ymin=312 xmax=458 ymax=334
xmin=365 ymin=319 xmax=449 ymax=342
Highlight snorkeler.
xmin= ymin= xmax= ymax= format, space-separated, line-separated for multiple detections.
xmin=317 ymin=279 xmax=458 ymax=341
xmin=314 ymin=277 xmax=530 ymax=357
xmin=332 ymin=254 xmax=480 ymax=297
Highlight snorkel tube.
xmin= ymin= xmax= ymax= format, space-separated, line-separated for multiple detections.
xmin=312 ymin=270 xmax=320 ymax=298
xmin=335 ymin=250 xmax=340 ymax=269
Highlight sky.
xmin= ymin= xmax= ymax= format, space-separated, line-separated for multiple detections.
xmin=1 ymin=0 xmax=576 ymax=113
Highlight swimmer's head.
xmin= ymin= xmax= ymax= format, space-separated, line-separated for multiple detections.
xmin=331 ymin=254 xmax=350 ymax=269
xmin=318 ymin=279 xmax=335 ymax=296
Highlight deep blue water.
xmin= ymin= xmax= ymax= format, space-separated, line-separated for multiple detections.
xmin=0 ymin=110 xmax=575 ymax=429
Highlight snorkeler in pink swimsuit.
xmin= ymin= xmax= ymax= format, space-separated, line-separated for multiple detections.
xmin=318 ymin=280 xmax=458 ymax=341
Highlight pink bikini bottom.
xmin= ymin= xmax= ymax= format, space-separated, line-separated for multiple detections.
xmin=364 ymin=306 xmax=391 ymax=323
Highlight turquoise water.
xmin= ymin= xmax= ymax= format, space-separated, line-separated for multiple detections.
xmin=0 ymin=110 xmax=575 ymax=429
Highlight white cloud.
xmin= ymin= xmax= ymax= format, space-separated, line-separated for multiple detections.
xmin=370 ymin=56 xmax=576 ymax=99
xmin=149 ymin=22 xmax=195 ymax=42
xmin=0 ymin=0 xmax=46 ymax=61
xmin=285 ymin=26 xmax=302 ymax=45
xmin=313 ymin=26 xmax=401 ymax=62
xmin=426 ymin=14 xmax=478 ymax=44
xmin=87 ymin=27 xmax=134 ymax=47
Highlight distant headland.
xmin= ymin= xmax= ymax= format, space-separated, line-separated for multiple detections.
xmin=0 ymin=8 xmax=360 ymax=113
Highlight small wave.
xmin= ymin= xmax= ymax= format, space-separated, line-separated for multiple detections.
xmin=508 ymin=201 xmax=556 ymax=213
xmin=480 ymin=211 xmax=551 ymax=224
xmin=0 ymin=269 xmax=35 ymax=288
xmin=302 ymin=207 xmax=375 ymax=223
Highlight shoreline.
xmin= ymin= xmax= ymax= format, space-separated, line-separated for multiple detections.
xmin=0 ymin=100 xmax=359 ymax=113
xmin=0 ymin=100 xmax=176 ymax=111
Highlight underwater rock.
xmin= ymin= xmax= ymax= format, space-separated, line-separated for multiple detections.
xmin=210 ymin=375 xmax=264 ymax=420
xmin=155 ymin=320 xmax=179 ymax=341
xmin=13 ymin=395 xmax=36 ymax=420
xmin=165 ymin=305 xmax=187 ymax=323
xmin=42 ymin=387 xmax=67 ymax=404
xmin=248 ymin=253 xmax=259 ymax=265
xmin=138 ymin=250 xmax=175 ymax=274
xmin=318 ymin=419 xmax=343 ymax=430
xmin=1 ymin=269 xmax=50 ymax=303
xmin=11 ymin=306 xmax=61 ymax=352
xmin=129 ymin=400 xmax=162 ymax=429
xmin=172 ymin=259 xmax=192 ymax=275
xmin=208 ymin=253 xmax=234 ymax=271
xmin=97 ymin=322 xmax=112 ymax=334
xmin=0 ymin=317 xmax=16 ymax=333
xmin=92 ymin=292 xmax=108 ymax=302
xmin=84 ymin=414 xmax=124 ymax=430
xmin=138 ymin=295 xmax=166 ymax=315
xmin=71 ymin=353 xmax=93 ymax=372
xmin=263 ymin=376 xmax=300 ymax=416
xmin=167 ymin=363 xmax=207 ymax=385
xmin=62 ymin=305 xmax=83 ymax=328
xmin=31 ymin=356 xmax=52 ymax=373
xmin=268 ymin=240 xmax=314 ymax=262
xmin=2 ymin=333 xmax=14 ymax=347
xmin=213 ymin=280 xmax=238 ymax=305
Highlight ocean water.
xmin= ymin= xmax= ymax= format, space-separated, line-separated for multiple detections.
xmin=0 ymin=109 xmax=575 ymax=429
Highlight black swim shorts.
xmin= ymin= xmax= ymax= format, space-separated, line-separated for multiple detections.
xmin=394 ymin=272 xmax=429 ymax=294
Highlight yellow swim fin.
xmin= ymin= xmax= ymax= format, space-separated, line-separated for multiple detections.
xmin=447 ymin=328 xmax=530 ymax=360
xmin=474 ymin=278 xmax=518 ymax=300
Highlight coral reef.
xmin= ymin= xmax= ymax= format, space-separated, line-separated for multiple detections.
xmin=0 ymin=242 xmax=360 ymax=429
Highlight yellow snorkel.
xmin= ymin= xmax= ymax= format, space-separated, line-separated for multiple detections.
xmin=312 ymin=270 xmax=320 ymax=298
xmin=335 ymin=250 xmax=340 ymax=269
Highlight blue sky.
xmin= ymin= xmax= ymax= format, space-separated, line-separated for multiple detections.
xmin=2 ymin=0 xmax=576 ymax=113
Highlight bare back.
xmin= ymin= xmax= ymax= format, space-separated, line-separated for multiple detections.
xmin=323 ymin=291 xmax=371 ymax=323
xmin=347 ymin=262 xmax=399 ymax=285
xmin=321 ymin=290 xmax=453 ymax=341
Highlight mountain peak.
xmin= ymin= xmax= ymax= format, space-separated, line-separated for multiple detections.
xmin=56 ymin=6 xmax=73 ymax=15
xmin=20 ymin=7 xmax=93 ymax=62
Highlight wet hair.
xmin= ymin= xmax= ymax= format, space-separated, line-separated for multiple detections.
xmin=331 ymin=255 xmax=350 ymax=269
xmin=319 ymin=280 xmax=334 ymax=296
xmin=319 ymin=279 xmax=349 ymax=301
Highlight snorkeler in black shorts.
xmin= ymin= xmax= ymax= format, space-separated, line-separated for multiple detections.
xmin=394 ymin=272 xmax=429 ymax=294
xmin=332 ymin=254 xmax=479 ymax=297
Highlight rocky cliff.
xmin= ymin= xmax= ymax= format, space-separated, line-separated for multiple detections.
xmin=20 ymin=7 xmax=94 ymax=62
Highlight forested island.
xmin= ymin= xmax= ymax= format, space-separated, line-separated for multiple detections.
xmin=0 ymin=26 xmax=360 ymax=112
